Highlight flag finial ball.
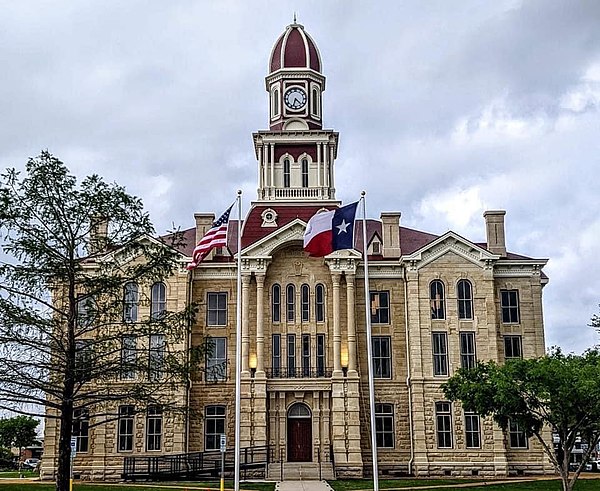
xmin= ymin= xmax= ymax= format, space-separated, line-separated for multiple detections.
xmin=361 ymin=190 xmax=366 ymax=197
xmin=237 ymin=189 xmax=242 ymax=196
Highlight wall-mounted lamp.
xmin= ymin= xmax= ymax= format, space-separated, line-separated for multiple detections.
xmin=341 ymin=347 xmax=349 ymax=377
xmin=249 ymin=353 xmax=257 ymax=378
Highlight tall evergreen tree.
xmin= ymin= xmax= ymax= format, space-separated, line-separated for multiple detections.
xmin=0 ymin=152 xmax=202 ymax=491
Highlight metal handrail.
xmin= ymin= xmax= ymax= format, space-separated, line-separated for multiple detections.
xmin=265 ymin=366 xmax=332 ymax=378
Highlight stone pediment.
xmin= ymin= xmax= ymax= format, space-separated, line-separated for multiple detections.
xmin=240 ymin=218 xmax=308 ymax=257
xmin=402 ymin=231 xmax=499 ymax=271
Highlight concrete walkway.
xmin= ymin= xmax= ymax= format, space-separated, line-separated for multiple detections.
xmin=276 ymin=481 xmax=333 ymax=491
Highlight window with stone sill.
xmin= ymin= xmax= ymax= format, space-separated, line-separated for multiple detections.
xmin=432 ymin=332 xmax=449 ymax=376
xmin=430 ymin=280 xmax=445 ymax=320
xmin=206 ymin=337 xmax=227 ymax=382
xmin=205 ymin=405 xmax=226 ymax=451
xmin=501 ymin=289 xmax=520 ymax=324
xmin=435 ymin=401 xmax=453 ymax=449
xmin=375 ymin=403 xmax=394 ymax=448
xmin=504 ymin=335 xmax=522 ymax=360
xmin=272 ymin=284 xmax=281 ymax=323
xmin=370 ymin=291 xmax=390 ymax=324
xmin=72 ymin=408 xmax=89 ymax=453
xmin=315 ymin=284 xmax=325 ymax=322
xmin=150 ymin=282 xmax=166 ymax=320
xmin=118 ymin=405 xmax=135 ymax=452
xmin=509 ymin=420 xmax=528 ymax=449
xmin=146 ymin=406 xmax=162 ymax=451
xmin=457 ymin=279 xmax=473 ymax=320
xmin=464 ymin=411 xmax=481 ymax=448
xmin=372 ymin=336 xmax=391 ymax=378
xmin=207 ymin=292 xmax=227 ymax=326
xmin=459 ymin=331 xmax=476 ymax=370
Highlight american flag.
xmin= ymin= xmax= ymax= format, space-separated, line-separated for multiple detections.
xmin=187 ymin=204 xmax=234 ymax=270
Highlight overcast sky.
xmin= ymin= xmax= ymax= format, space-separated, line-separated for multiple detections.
xmin=1 ymin=1 xmax=599 ymax=353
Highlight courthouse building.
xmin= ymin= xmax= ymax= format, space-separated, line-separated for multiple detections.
xmin=44 ymin=22 xmax=552 ymax=480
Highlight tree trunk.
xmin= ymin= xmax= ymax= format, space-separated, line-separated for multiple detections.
xmin=56 ymin=399 xmax=74 ymax=491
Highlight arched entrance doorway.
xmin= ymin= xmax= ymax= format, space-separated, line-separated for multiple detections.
xmin=287 ymin=403 xmax=312 ymax=462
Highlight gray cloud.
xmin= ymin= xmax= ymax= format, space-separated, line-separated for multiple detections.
xmin=0 ymin=0 xmax=599 ymax=352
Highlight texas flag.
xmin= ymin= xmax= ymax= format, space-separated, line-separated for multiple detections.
xmin=303 ymin=202 xmax=359 ymax=257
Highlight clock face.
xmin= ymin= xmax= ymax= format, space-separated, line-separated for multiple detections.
xmin=284 ymin=87 xmax=307 ymax=110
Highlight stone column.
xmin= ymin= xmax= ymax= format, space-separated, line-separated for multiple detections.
xmin=346 ymin=273 xmax=357 ymax=375
xmin=256 ymin=274 xmax=265 ymax=375
xmin=332 ymin=273 xmax=342 ymax=376
xmin=270 ymin=144 xmax=275 ymax=192
xmin=241 ymin=274 xmax=251 ymax=376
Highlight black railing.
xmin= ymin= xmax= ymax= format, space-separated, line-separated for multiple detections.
xmin=265 ymin=366 xmax=332 ymax=379
xmin=123 ymin=445 xmax=271 ymax=481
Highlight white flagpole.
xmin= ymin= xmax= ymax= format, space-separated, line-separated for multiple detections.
xmin=361 ymin=191 xmax=379 ymax=491
xmin=234 ymin=190 xmax=242 ymax=491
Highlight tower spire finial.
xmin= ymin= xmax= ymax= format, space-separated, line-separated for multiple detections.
xmin=293 ymin=12 xmax=297 ymax=24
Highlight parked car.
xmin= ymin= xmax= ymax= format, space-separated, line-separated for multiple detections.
xmin=0 ymin=458 xmax=17 ymax=471
xmin=22 ymin=458 xmax=40 ymax=470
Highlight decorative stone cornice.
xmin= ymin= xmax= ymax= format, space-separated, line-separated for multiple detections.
xmin=267 ymin=380 xmax=332 ymax=392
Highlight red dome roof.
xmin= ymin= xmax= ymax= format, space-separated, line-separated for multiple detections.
xmin=269 ymin=23 xmax=322 ymax=73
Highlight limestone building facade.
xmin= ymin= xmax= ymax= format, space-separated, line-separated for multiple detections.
xmin=43 ymin=22 xmax=552 ymax=480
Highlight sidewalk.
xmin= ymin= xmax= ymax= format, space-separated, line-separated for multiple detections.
xmin=276 ymin=481 xmax=333 ymax=491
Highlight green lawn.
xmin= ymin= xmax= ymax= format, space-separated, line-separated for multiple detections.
xmin=0 ymin=481 xmax=275 ymax=491
xmin=0 ymin=471 xmax=38 ymax=479
xmin=328 ymin=478 xmax=600 ymax=490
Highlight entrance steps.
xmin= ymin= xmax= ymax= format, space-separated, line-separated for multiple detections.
xmin=268 ymin=462 xmax=334 ymax=481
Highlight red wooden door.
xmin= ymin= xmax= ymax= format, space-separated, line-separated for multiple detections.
xmin=287 ymin=418 xmax=312 ymax=462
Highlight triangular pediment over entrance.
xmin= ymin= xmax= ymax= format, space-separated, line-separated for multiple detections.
xmin=402 ymin=231 xmax=499 ymax=271
xmin=241 ymin=218 xmax=309 ymax=257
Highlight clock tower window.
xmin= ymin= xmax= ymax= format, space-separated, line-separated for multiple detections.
xmin=283 ymin=158 xmax=291 ymax=188
xmin=271 ymin=87 xmax=280 ymax=118
xmin=301 ymin=159 xmax=309 ymax=188
xmin=311 ymin=87 xmax=320 ymax=117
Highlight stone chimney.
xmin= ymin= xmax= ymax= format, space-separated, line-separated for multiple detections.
xmin=380 ymin=212 xmax=402 ymax=258
xmin=483 ymin=210 xmax=507 ymax=257
xmin=194 ymin=213 xmax=216 ymax=259
xmin=88 ymin=216 xmax=108 ymax=255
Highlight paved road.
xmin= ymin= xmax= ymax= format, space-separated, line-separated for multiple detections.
xmin=276 ymin=480 xmax=333 ymax=491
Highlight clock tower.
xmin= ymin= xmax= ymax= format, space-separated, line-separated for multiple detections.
xmin=253 ymin=21 xmax=338 ymax=203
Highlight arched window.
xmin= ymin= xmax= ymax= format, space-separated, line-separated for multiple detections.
xmin=123 ymin=282 xmax=139 ymax=323
xmin=286 ymin=284 xmax=295 ymax=322
xmin=288 ymin=403 xmax=311 ymax=418
xmin=283 ymin=158 xmax=291 ymax=188
xmin=457 ymin=279 xmax=473 ymax=320
xmin=272 ymin=88 xmax=280 ymax=118
xmin=151 ymin=282 xmax=166 ymax=320
xmin=272 ymin=284 xmax=281 ymax=323
xmin=301 ymin=284 xmax=310 ymax=322
xmin=430 ymin=280 xmax=445 ymax=320
xmin=315 ymin=284 xmax=325 ymax=322
xmin=312 ymin=88 xmax=319 ymax=116
xmin=301 ymin=159 xmax=309 ymax=188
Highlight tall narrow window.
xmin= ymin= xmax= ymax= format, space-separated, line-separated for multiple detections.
xmin=123 ymin=282 xmax=139 ymax=323
xmin=435 ymin=402 xmax=453 ymax=448
xmin=301 ymin=284 xmax=310 ymax=322
xmin=283 ymin=158 xmax=291 ymax=188
xmin=271 ymin=88 xmax=280 ymax=118
xmin=207 ymin=292 xmax=227 ymax=326
xmin=312 ymin=88 xmax=319 ymax=115
xmin=150 ymin=282 xmax=166 ymax=320
xmin=316 ymin=334 xmax=325 ymax=377
xmin=272 ymin=284 xmax=281 ymax=323
xmin=301 ymin=159 xmax=309 ymax=188
xmin=457 ymin=279 xmax=473 ymax=320
xmin=146 ymin=406 xmax=162 ymax=451
xmin=459 ymin=332 xmax=476 ymax=369
xmin=149 ymin=334 xmax=165 ymax=381
xmin=509 ymin=420 xmax=528 ymax=448
xmin=430 ymin=280 xmax=445 ymax=320
xmin=118 ymin=405 xmax=134 ymax=452
xmin=504 ymin=335 xmax=522 ymax=359
xmin=77 ymin=295 xmax=97 ymax=328
xmin=302 ymin=334 xmax=310 ymax=377
xmin=72 ymin=409 xmax=89 ymax=453
xmin=372 ymin=336 xmax=391 ymax=378
xmin=205 ymin=405 xmax=226 ymax=450
xmin=121 ymin=335 xmax=136 ymax=380
xmin=464 ymin=412 xmax=481 ymax=448
xmin=75 ymin=340 xmax=92 ymax=382
xmin=432 ymin=332 xmax=448 ymax=376
xmin=375 ymin=404 xmax=394 ymax=448
xmin=206 ymin=337 xmax=227 ymax=382
xmin=501 ymin=290 xmax=520 ymax=323
xmin=287 ymin=334 xmax=296 ymax=377
xmin=370 ymin=291 xmax=390 ymax=324
xmin=315 ymin=284 xmax=325 ymax=322
xmin=272 ymin=334 xmax=281 ymax=377
xmin=286 ymin=284 xmax=295 ymax=322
